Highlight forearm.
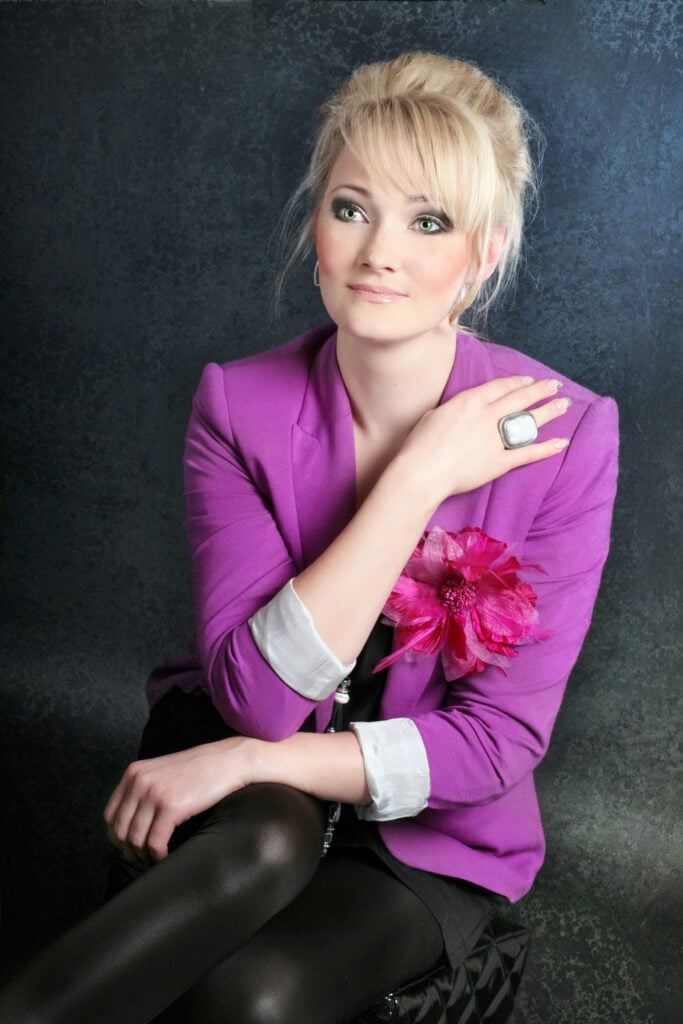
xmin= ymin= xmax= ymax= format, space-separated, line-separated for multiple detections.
xmin=105 ymin=729 xmax=369 ymax=866
xmin=291 ymin=375 xmax=569 ymax=666
xmin=293 ymin=455 xmax=437 ymax=664
xmin=251 ymin=730 xmax=371 ymax=805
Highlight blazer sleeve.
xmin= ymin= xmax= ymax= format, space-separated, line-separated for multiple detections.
xmin=184 ymin=363 xmax=327 ymax=741
xmin=411 ymin=394 xmax=619 ymax=809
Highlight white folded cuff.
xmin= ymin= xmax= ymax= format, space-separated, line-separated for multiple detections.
xmin=350 ymin=718 xmax=430 ymax=821
xmin=248 ymin=579 xmax=356 ymax=700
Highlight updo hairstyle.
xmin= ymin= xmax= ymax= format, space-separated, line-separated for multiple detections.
xmin=279 ymin=52 xmax=541 ymax=325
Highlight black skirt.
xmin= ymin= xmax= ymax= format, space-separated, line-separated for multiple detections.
xmin=128 ymin=622 xmax=506 ymax=969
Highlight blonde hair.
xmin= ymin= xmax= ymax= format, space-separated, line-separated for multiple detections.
xmin=278 ymin=52 xmax=541 ymax=325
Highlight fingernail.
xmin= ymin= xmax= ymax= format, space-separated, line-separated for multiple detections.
xmin=554 ymin=438 xmax=570 ymax=449
xmin=549 ymin=379 xmax=563 ymax=391
xmin=557 ymin=396 xmax=572 ymax=410
xmin=522 ymin=375 xmax=535 ymax=385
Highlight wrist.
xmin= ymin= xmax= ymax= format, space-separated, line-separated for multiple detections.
xmin=382 ymin=450 xmax=442 ymax=520
xmin=242 ymin=737 xmax=275 ymax=787
xmin=247 ymin=734 xmax=310 ymax=792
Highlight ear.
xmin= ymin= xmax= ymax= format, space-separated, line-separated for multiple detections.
xmin=480 ymin=226 xmax=508 ymax=282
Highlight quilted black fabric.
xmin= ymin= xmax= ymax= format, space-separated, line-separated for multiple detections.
xmin=351 ymin=915 xmax=530 ymax=1024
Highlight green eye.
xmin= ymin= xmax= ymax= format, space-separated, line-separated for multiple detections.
xmin=417 ymin=216 xmax=440 ymax=233
xmin=331 ymin=198 xmax=365 ymax=222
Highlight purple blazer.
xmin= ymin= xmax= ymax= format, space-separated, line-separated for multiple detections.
xmin=149 ymin=324 xmax=618 ymax=902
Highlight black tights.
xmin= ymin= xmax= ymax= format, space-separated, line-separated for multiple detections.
xmin=0 ymin=783 xmax=444 ymax=1024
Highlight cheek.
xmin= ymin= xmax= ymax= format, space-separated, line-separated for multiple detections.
xmin=315 ymin=229 xmax=337 ymax=276
xmin=418 ymin=246 xmax=471 ymax=297
xmin=314 ymin=214 xmax=342 ymax=276
xmin=315 ymin=216 xmax=357 ymax=277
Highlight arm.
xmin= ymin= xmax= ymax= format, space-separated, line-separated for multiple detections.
xmin=104 ymin=730 xmax=368 ymax=863
xmin=183 ymin=362 xmax=339 ymax=740
xmin=292 ymin=374 xmax=571 ymax=663
xmin=106 ymin=394 xmax=615 ymax=863
xmin=188 ymin=361 xmax=570 ymax=741
xmin=354 ymin=395 xmax=619 ymax=817
xmin=106 ymin=364 xmax=578 ymax=861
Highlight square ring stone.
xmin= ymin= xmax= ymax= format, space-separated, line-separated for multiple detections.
xmin=498 ymin=411 xmax=538 ymax=449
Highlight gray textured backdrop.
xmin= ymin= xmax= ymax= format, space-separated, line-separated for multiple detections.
xmin=1 ymin=2 xmax=681 ymax=1022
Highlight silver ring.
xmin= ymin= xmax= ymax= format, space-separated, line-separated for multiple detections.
xmin=498 ymin=411 xmax=538 ymax=449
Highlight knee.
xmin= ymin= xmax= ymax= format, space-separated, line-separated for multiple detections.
xmin=176 ymin=952 xmax=308 ymax=1024
xmin=191 ymin=784 xmax=324 ymax=907
xmin=228 ymin=985 xmax=300 ymax=1024
xmin=245 ymin=783 xmax=325 ymax=875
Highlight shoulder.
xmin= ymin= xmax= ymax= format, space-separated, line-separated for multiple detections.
xmin=481 ymin=337 xmax=606 ymax=406
xmin=455 ymin=333 xmax=619 ymax=519
xmin=449 ymin=336 xmax=619 ymax=569
xmin=465 ymin=333 xmax=619 ymax=449
xmin=192 ymin=324 xmax=337 ymax=430
xmin=223 ymin=323 xmax=334 ymax=386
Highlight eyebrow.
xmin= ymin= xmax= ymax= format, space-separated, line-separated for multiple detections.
xmin=331 ymin=183 xmax=429 ymax=204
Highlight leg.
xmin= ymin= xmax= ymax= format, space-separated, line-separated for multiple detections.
xmin=155 ymin=849 xmax=445 ymax=1024
xmin=0 ymin=784 xmax=325 ymax=1024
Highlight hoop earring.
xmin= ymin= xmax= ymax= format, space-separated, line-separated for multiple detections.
xmin=313 ymin=260 xmax=320 ymax=288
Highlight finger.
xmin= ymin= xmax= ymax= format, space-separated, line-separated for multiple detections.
xmin=467 ymin=374 xmax=538 ymax=405
xmin=529 ymin=395 xmax=572 ymax=430
xmin=114 ymin=839 xmax=144 ymax=867
xmin=105 ymin=810 xmax=142 ymax=866
xmin=107 ymin=824 xmax=145 ymax=867
xmin=125 ymin=803 xmax=158 ymax=865
xmin=103 ymin=782 xmax=125 ymax=829
xmin=146 ymin=810 xmax=178 ymax=863
xmin=494 ymin=377 xmax=564 ymax=416
xmin=108 ymin=792 xmax=138 ymax=852
xmin=105 ymin=769 xmax=147 ymax=860
xmin=506 ymin=436 xmax=570 ymax=467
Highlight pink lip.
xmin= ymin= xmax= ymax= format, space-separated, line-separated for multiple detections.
xmin=348 ymin=284 xmax=408 ymax=303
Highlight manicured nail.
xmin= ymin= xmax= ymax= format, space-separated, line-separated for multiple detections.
xmin=549 ymin=379 xmax=563 ymax=391
xmin=557 ymin=396 xmax=572 ymax=410
xmin=522 ymin=375 xmax=535 ymax=385
xmin=554 ymin=438 xmax=570 ymax=449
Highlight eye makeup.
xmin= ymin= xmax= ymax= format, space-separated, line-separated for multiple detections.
xmin=331 ymin=197 xmax=366 ymax=221
xmin=330 ymin=196 xmax=454 ymax=233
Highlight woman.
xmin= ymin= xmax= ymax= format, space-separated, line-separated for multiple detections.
xmin=0 ymin=52 xmax=618 ymax=1024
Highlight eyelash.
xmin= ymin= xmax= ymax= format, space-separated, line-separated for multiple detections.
xmin=330 ymin=198 xmax=451 ymax=234
xmin=331 ymin=199 xmax=366 ymax=223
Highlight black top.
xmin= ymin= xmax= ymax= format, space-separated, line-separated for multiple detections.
xmin=331 ymin=621 xmax=507 ymax=968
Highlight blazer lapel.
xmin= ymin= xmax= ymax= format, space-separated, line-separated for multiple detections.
xmin=290 ymin=332 xmax=357 ymax=570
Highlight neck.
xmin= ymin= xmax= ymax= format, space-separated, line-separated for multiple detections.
xmin=336 ymin=326 xmax=458 ymax=443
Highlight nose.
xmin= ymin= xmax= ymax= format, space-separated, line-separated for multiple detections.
xmin=358 ymin=225 xmax=398 ymax=273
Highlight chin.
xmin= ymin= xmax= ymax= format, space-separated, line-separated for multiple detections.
xmin=334 ymin=309 xmax=417 ymax=343
xmin=340 ymin=324 xmax=415 ymax=347
xmin=336 ymin=313 xmax=447 ymax=349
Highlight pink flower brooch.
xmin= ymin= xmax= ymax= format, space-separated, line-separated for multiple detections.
xmin=374 ymin=526 xmax=548 ymax=680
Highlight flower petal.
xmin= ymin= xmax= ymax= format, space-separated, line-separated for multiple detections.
xmin=373 ymin=526 xmax=550 ymax=680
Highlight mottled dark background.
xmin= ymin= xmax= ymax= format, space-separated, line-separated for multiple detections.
xmin=1 ymin=1 xmax=681 ymax=1021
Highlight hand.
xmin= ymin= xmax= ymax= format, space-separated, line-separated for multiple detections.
xmin=103 ymin=736 xmax=256 ymax=865
xmin=398 ymin=375 xmax=571 ymax=507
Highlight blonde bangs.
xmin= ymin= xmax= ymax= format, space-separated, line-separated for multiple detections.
xmin=339 ymin=96 xmax=500 ymax=243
